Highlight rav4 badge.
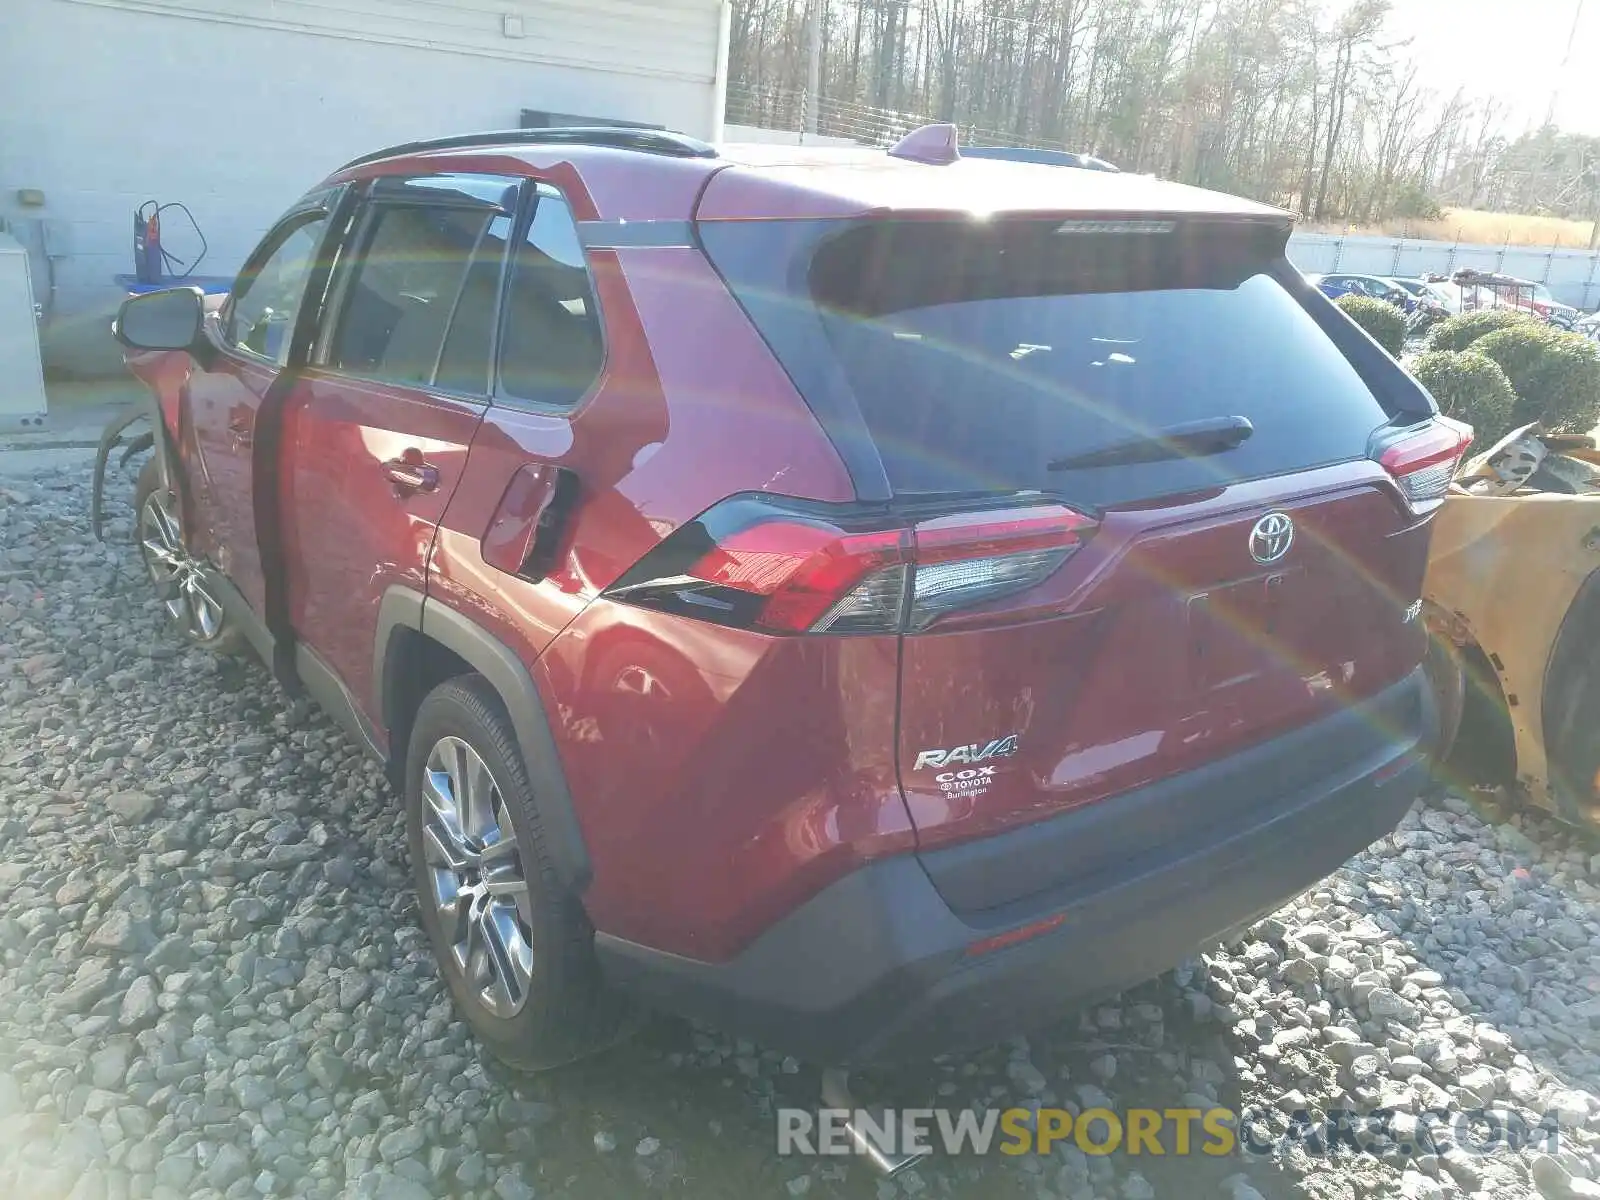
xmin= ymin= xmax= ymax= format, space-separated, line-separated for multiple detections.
xmin=913 ymin=735 xmax=1020 ymax=772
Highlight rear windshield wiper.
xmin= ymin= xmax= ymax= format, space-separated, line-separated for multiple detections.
xmin=1047 ymin=415 xmax=1254 ymax=471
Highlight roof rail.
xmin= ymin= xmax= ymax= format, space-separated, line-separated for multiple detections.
xmin=335 ymin=126 xmax=719 ymax=173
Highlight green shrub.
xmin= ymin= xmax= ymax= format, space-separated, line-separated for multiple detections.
xmin=1472 ymin=325 xmax=1600 ymax=433
xmin=1407 ymin=350 xmax=1517 ymax=443
xmin=1334 ymin=294 xmax=1407 ymax=356
xmin=1425 ymin=307 xmax=1540 ymax=353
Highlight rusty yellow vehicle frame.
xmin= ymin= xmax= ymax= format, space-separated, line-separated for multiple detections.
xmin=1422 ymin=425 xmax=1600 ymax=824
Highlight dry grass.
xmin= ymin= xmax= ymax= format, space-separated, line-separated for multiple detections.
xmin=1305 ymin=208 xmax=1598 ymax=248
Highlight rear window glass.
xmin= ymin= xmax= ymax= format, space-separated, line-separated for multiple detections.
xmin=702 ymin=219 xmax=1394 ymax=508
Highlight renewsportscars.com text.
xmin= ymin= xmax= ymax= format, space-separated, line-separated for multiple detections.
xmin=777 ymin=1105 xmax=1563 ymax=1160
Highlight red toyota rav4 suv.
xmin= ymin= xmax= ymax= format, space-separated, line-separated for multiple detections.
xmin=100 ymin=126 xmax=1454 ymax=1071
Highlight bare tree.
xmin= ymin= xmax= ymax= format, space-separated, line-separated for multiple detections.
xmin=725 ymin=0 xmax=1581 ymax=226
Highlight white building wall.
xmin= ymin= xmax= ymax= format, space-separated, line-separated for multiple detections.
xmin=0 ymin=0 xmax=726 ymax=371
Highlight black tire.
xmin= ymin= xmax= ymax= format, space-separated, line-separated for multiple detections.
xmin=133 ymin=459 xmax=246 ymax=655
xmin=405 ymin=675 xmax=630 ymax=1071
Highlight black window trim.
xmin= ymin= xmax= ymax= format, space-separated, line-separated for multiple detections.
xmin=429 ymin=212 xmax=506 ymax=396
xmin=488 ymin=179 xmax=610 ymax=416
xmin=1271 ymin=261 xmax=1434 ymax=422
xmin=217 ymin=192 xmax=346 ymax=369
xmin=309 ymin=172 xmax=523 ymax=403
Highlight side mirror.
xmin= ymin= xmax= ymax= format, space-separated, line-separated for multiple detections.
xmin=113 ymin=287 xmax=204 ymax=352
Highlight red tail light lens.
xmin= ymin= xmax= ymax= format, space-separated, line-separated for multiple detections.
xmin=687 ymin=521 xmax=910 ymax=633
xmin=1376 ymin=417 xmax=1473 ymax=514
xmin=605 ymin=497 xmax=1096 ymax=635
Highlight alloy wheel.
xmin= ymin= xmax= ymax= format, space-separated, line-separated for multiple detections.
xmin=421 ymin=736 xmax=535 ymax=1017
xmin=137 ymin=487 xmax=225 ymax=642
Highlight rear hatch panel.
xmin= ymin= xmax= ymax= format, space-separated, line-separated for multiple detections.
xmin=898 ymin=466 xmax=1431 ymax=907
xmin=697 ymin=208 xmax=1448 ymax=912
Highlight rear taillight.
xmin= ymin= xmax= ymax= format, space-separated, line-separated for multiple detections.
xmin=907 ymin=507 xmax=1091 ymax=630
xmin=683 ymin=520 xmax=910 ymax=634
xmin=1376 ymin=418 xmax=1473 ymax=514
xmin=605 ymin=498 xmax=1096 ymax=635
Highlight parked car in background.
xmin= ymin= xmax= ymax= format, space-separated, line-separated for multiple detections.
xmin=1451 ymin=269 xmax=1579 ymax=327
xmin=1385 ymin=276 xmax=1454 ymax=335
xmin=1529 ymin=282 xmax=1581 ymax=329
xmin=98 ymin=124 xmax=1449 ymax=1071
xmin=1308 ymin=272 xmax=1449 ymax=336
xmin=1389 ymin=276 xmax=1458 ymax=311
xmin=1308 ymin=272 xmax=1412 ymax=308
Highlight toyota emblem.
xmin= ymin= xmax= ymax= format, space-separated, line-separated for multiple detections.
xmin=1249 ymin=512 xmax=1295 ymax=564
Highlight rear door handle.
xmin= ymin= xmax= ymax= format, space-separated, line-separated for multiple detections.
xmin=383 ymin=455 xmax=440 ymax=495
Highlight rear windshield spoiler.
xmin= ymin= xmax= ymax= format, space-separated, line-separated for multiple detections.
xmin=695 ymin=209 xmax=1293 ymax=237
xmin=806 ymin=215 xmax=1294 ymax=315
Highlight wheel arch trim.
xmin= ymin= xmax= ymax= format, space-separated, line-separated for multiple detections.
xmin=92 ymin=391 xmax=184 ymax=543
xmin=375 ymin=587 xmax=593 ymax=893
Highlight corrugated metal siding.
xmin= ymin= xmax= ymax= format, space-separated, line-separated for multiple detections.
xmin=62 ymin=0 xmax=722 ymax=81
xmin=8 ymin=0 xmax=723 ymax=372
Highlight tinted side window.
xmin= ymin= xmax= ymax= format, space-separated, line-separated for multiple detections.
xmin=435 ymin=213 xmax=513 ymax=394
xmin=497 ymin=186 xmax=603 ymax=408
xmin=228 ymin=216 xmax=327 ymax=365
xmin=328 ymin=205 xmax=491 ymax=387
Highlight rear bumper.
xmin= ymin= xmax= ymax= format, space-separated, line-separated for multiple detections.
xmin=596 ymin=668 xmax=1435 ymax=1063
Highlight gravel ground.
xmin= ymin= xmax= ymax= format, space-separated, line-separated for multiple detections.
xmin=6 ymin=460 xmax=1600 ymax=1200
